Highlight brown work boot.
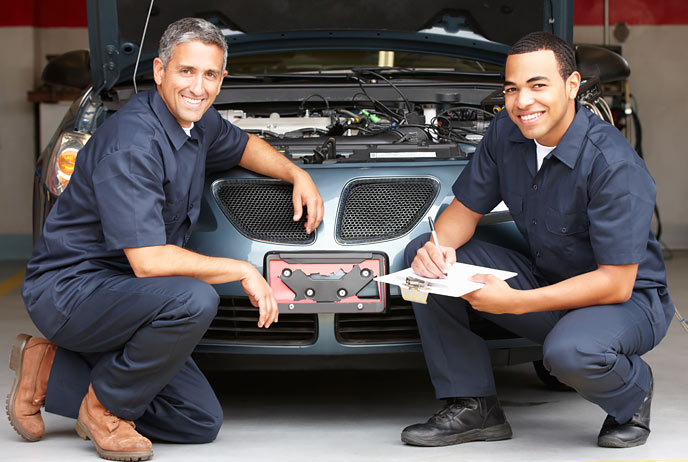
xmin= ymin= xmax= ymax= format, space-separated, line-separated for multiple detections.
xmin=76 ymin=384 xmax=153 ymax=461
xmin=6 ymin=333 xmax=57 ymax=442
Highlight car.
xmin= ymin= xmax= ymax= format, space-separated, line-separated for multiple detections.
xmin=35 ymin=0 xmax=614 ymax=379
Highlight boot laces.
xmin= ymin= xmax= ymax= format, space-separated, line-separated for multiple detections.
xmin=431 ymin=398 xmax=475 ymax=423
xmin=103 ymin=410 xmax=135 ymax=429
xmin=104 ymin=411 xmax=119 ymax=426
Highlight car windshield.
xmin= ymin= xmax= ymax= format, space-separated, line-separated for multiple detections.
xmin=226 ymin=50 xmax=503 ymax=75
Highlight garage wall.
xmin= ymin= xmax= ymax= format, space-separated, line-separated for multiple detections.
xmin=574 ymin=25 xmax=688 ymax=249
xmin=573 ymin=0 xmax=688 ymax=249
xmin=1 ymin=1 xmax=687 ymax=258
xmin=0 ymin=26 xmax=35 ymax=243
xmin=0 ymin=1 xmax=88 ymax=258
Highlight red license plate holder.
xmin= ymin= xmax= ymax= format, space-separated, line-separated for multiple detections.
xmin=264 ymin=251 xmax=387 ymax=313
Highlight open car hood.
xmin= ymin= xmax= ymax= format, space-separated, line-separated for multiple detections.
xmin=87 ymin=0 xmax=574 ymax=93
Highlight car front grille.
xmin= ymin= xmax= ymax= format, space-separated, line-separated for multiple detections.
xmin=202 ymin=297 xmax=317 ymax=345
xmin=334 ymin=297 xmax=520 ymax=345
xmin=335 ymin=297 xmax=420 ymax=344
xmin=336 ymin=178 xmax=439 ymax=243
xmin=202 ymin=297 xmax=518 ymax=347
xmin=212 ymin=179 xmax=314 ymax=244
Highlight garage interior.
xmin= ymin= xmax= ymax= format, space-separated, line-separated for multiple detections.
xmin=2 ymin=258 xmax=687 ymax=461
xmin=2 ymin=1 xmax=687 ymax=461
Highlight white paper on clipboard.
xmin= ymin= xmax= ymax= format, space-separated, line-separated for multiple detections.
xmin=375 ymin=262 xmax=517 ymax=298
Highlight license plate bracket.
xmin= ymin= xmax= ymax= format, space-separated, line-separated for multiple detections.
xmin=264 ymin=251 xmax=387 ymax=313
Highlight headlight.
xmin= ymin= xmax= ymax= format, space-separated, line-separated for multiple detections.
xmin=45 ymin=131 xmax=91 ymax=196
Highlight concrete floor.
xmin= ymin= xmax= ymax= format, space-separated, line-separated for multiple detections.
xmin=1 ymin=253 xmax=687 ymax=462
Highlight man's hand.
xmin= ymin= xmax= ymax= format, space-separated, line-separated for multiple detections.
xmin=462 ymin=263 xmax=638 ymax=315
xmin=410 ymin=199 xmax=482 ymax=279
xmin=461 ymin=274 xmax=519 ymax=314
xmin=292 ymin=171 xmax=324 ymax=234
xmin=411 ymin=240 xmax=457 ymax=279
xmin=240 ymin=265 xmax=279 ymax=328
xmin=238 ymin=135 xmax=324 ymax=234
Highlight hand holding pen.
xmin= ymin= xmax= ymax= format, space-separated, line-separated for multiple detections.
xmin=410 ymin=216 xmax=456 ymax=279
xmin=427 ymin=216 xmax=450 ymax=277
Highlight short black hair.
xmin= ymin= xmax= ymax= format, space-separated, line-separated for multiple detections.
xmin=508 ymin=31 xmax=576 ymax=80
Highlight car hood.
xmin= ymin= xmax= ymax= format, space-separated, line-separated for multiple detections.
xmin=87 ymin=0 xmax=574 ymax=93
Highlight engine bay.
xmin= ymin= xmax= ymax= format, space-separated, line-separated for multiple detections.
xmin=217 ymin=96 xmax=500 ymax=164
xmin=105 ymin=71 xmax=508 ymax=164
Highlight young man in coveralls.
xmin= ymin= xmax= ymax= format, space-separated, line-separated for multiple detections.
xmin=401 ymin=32 xmax=673 ymax=449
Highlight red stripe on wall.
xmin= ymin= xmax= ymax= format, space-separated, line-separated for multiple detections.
xmin=35 ymin=0 xmax=87 ymax=27
xmin=575 ymin=0 xmax=688 ymax=26
xmin=0 ymin=3 xmax=35 ymax=26
xmin=2 ymin=0 xmax=688 ymax=28
xmin=0 ymin=0 xmax=87 ymax=27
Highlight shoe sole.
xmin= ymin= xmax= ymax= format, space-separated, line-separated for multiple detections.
xmin=598 ymin=434 xmax=649 ymax=448
xmin=401 ymin=422 xmax=513 ymax=447
xmin=6 ymin=333 xmax=40 ymax=442
xmin=76 ymin=419 xmax=153 ymax=462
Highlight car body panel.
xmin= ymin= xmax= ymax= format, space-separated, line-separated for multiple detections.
xmin=34 ymin=0 xmax=576 ymax=369
xmin=87 ymin=0 xmax=573 ymax=92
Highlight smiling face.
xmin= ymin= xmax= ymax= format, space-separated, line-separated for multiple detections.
xmin=153 ymin=40 xmax=228 ymax=128
xmin=503 ymin=50 xmax=581 ymax=146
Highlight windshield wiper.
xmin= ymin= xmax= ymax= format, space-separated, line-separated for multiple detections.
xmin=225 ymin=67 xmax=503 ymax=82
xmin=352 ymin=67 xmax=503 ymax=79
xmin=225 ymin=72 xmax=352 ymax=82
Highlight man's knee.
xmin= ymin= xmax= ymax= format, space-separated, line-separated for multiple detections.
xmin=543 ymin=335 xmax=608 ymax=388
xmin=189 ymin=281 xmax=220 ymax=318
xmin=182 ymin=279 xmax=220 ymax=323
xmin=203 ymin=406 xmax=224 ymax=443
xmin=184 ymin=405 xmax=223 ymax=444
xmin=136 ymin=394 xmax=223 ymax=444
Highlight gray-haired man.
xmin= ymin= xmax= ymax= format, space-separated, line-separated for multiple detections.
xmin=9 ymin=17 xmax=323 ymax=461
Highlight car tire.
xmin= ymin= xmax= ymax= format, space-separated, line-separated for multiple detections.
xmin=532 ymin=360 xmax=575 ymax=391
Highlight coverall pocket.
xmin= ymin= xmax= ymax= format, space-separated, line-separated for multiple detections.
xmin=543 ymin=207 xmax=591 ymax=271
xmin=544 ymin=207 xmax=588 ymax=236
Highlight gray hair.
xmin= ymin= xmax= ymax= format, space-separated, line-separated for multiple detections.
xmin=158 ymin=17 xmax=228 ymax=69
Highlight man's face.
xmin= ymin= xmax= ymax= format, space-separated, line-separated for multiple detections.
xmin=153 ymin=40 xmax=227 ymax=128
xmin=503 ymin=50 xmax=580 ymax=146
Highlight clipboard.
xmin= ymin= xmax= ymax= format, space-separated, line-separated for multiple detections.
xmin=375 ymin=263 xmax=517 ymax=304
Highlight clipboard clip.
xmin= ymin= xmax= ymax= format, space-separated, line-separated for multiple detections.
xmin=400 ymin=276 xmax=430 ymax=304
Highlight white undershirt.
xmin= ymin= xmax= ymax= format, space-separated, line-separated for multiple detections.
xmin=534 ymin=140 xmax=556 ymax=171
xmin=182 ymin=122 xmax=194 ymax=137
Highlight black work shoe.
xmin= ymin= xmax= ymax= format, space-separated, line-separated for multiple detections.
xmin=401 ymin=396 xmax=512 ymax=447
xmin=598 ymin=373 xmax=653 ymax=448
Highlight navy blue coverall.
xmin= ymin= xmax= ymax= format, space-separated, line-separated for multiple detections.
xmin=405 ymin=103 xmax=674 ymax=425
xmin=22 ymin=88 xmax=248 ymax=443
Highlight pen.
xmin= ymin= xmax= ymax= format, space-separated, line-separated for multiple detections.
xmin=428 ymin=216 xmax=447 ymax=275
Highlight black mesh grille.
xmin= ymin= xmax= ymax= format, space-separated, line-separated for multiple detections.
xmin=337 ymin=178 xmax=439 ymax=243
xmin=335 ymin=297 xmax=420 ymax=344
xmin=335 ymin=297 xmax=519 ymax=345
xmin=202 ymin=298 xmax=317 ymax=345
xmin=213 ymin=179 xmax=314 ymax=244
